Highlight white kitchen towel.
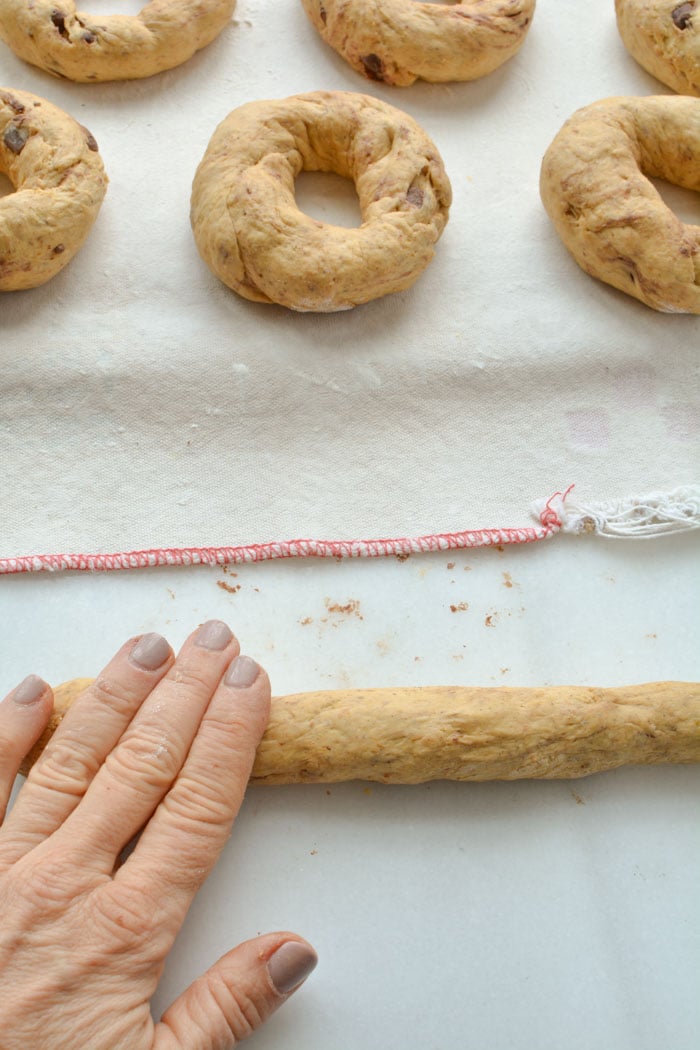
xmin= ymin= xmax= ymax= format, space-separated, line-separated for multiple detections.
xmin=1 ymin=0 xmax=698 ymax=572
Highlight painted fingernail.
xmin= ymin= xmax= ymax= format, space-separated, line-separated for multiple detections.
xmin=267 ymin=942 xmax=318 ymax=996
xmin=12 ymin=674 xmax=47 ymax=705
xmin=195 ymin=620 xmax=234 ymax=651
xmin=225 ymin=655 xmax=260 ymax=688
xmin=130 ymin=633 xmax=172 ymax=671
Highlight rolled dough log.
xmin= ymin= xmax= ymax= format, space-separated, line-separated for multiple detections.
xmin=20 ymin=678 xmax=700 ymax=783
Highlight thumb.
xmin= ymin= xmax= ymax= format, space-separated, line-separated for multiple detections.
xmin=154 ymin=933 xmax=318 ymax=1049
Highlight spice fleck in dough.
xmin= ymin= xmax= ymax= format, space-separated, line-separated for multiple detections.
xmin=1 ymin=88 xmax=107 ymax=291
xmin=301 ymin=0 xmax=535 ymax=86
xmin=190 ymin=91 xmax=451 ymax=312
xmin=615 ymin=0 xmax=699 ymax=96
xmin=0 ymin=0 xmax=235 ymax=82
xmin=21 ymin=679 xmax=700 ymax=784
xmin=540 ymin=95 xmax=700 ymax=314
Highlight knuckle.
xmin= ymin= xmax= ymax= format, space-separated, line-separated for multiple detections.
xmin=103 ymin=726 xmax=183 ymax=790
xmin=199 ymin=711 xmax=262 ymax=775
xmin=207 ymin=973 xmax=266 ymax=1042
xmin=10 ymin=849 xmax=86 ymax=910
xmin=167 ymin=663 xmax=219 ymax=698
xmin=90 ymin=673 xmax=147 ymax=718
xmin=163 ymin=774 xmax=233 ymax=831
xmin=29 ymin=735 xmax=100 ymax=799
xmin=204 ymin=712 xmax=259 ymax=750
xmin=0 ymin=732 xmax=17 ymax=760
xmin=90 ymin=882 xmax=159 ymax=951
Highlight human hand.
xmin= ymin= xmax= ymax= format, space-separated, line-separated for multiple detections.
xmin=0 ymin=621 xmax=317 ymax=1049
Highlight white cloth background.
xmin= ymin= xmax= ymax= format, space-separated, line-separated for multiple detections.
xmin=1 ymin=0 xmax=698 ymax=571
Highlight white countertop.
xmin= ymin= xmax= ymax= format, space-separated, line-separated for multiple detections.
xmin=3 ymin=533 xmax=699 ymax=1049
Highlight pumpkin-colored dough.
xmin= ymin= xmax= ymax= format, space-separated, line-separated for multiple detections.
xmin=301 ymin=0 xmax=536 ymax=86
xmin=20 ymin=678 xmax=700 ymax=783
xmin=0 ymin=0 xmax=235 ymax=82
xmin=1 ymin=88 xmax=108 ymax=291
xmin=540 ymin=95 xmax=700 ymax=314
xmin=615 ymin=0 xmax=699 ymax=97
xmin=190 ymin=91 xmax=451 ymax=312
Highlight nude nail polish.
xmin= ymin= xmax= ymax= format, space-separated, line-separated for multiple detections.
xmin=267 ymin=942 xmax=318 ymax=995
xmin=224 ymin=655 xmax=260 ymax=688
xmin=195 ymin=620 xmax=233 ymax=651
xmin=130 ymin=633 xmax=172 ymax=670
xmin=12 ymin=674 xmax=47 ymax=705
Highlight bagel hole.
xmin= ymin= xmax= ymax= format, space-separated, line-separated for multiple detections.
xmin=295 ymin=171 xmax=362 ymax=228
xmin=0 ymin=172 xmax=15 ymax=198
xmin=649 ymin=178 xmax=699 ymax=226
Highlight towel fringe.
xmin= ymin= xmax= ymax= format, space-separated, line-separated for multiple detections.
xmin=533 ymin=485 xmax=700 ymax=538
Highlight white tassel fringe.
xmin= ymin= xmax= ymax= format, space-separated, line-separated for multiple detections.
xmin=533 ymin=485 xmax=700 ymax=539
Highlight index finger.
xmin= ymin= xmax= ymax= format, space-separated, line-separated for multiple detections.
xmin=118 ymin=653 xmax=270 ymax=924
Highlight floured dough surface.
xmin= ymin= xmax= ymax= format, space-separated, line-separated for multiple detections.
xmin=301 ymin=0 xmax=535 ymax=86
xmin=540 ymin=95 xmax=700 ymax=314
xmin=1 ymin=88 xmax=108 ymax=291
xmin=19 ymin=679 xmax=700 ymax=784
xmin=615 ymin=0 xmax=699 ymax=96
xmin=252 ymin=682 xmax=700 ymax=783
xmin=0 ymin=0 xmax=235 ymax=82
xmin=190 ymin=91 xmax=452 ymax=312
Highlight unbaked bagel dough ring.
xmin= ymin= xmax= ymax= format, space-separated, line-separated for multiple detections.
xmin=301 ymin=0 xmax=535 ymax=86
xmin=190 ymin=91 xmax=452 ymax=312
xmin=1 ymin=87 xmax=108 ymax=292
xmin=615 ymin=0 xmax=699 ymax=97
xmin=540 ymin=95 xmax=700 ymax=314
xmin=0 ymin=0 xmax=235 ymax=82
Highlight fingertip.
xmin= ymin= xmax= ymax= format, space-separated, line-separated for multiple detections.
xmin=193 ymin=619 xmax=236 ymax=652
xmin=224 ymin=654 xmax=262 ymax=689
xmin=128 ymin=633 xmax=174 ymax=672
xmin=266 ymin=938 xmax=318 ymax=996
xmin=224 ymin=658 xmax=272 ymax=731
xmin=219 ymin=651 xmax=271 ymax=707
xmin=6 ymin=679 xmax=56 ymax=780
xmin=156 ymin=931 xmax=317 ymax=1047
xmin=8 ymin=674 xmax=53 ymax=709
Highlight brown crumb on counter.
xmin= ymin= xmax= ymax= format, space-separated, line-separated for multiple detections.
xmin=325 ymin=598 xmax=363 ymax=619
xmin=217 ymin=580 xmax=241 ymax=594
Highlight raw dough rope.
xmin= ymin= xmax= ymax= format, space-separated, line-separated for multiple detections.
xmin=21 ymin=679 xmax=700 ymax=784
